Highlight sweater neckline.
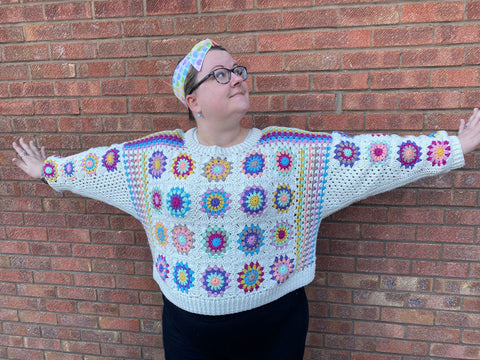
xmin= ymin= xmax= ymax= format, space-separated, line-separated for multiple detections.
xmin=184 ymin=127 xmax=261 ymax=155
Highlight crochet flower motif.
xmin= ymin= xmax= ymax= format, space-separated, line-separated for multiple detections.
xmin=238 ymin=225 xmax=265 ymax=256
xmin=427 ymin=140 xmax=450 ymax=167
xmin=270 ymin=255 xmax=294 ymax=284
xmin=201 ymin=265 xmax=230 ymax=297
xmin=275 ymin=149 xmax=295 ymax=175
xmin=149 ymin=151 xmax=167 ymax=179
xmin=154 ymin=222 xmax=168 ymax=248
xmin=241 ymin=151 xmax=266 ymax=177
xmin=102 ymin=148 xmax=119 ymax=172
xmin=82 ymin=153 xmax=98 ymax=175
xmin=166 ymin=187 xmax=191 ymax=217
xmin=200 ymin=188 xmax=231 ymax=218
xmin=368 ymin=141 xmax=390 ymax=166
xmin=238 ymin=262 xmax=264 ymax=293
xmin=155 ymin=255 xmax=169 ymax=281
xmin=202 ymin=226 xmax=230 ymax=258
xmin=334 ymin=141 xmax=360 ymax=167
xmin=270 ymin=220 xmax=292 ymax=249
xmin=203 ymin=157 xmax=232 ymax=182
xmin=151 ymin=188 xmax=162 ymax=212
xmin=62 ymin=160 xmax=76 ymax=180
xmin=43 ymin=159 xmax=58 ymax=182
xmin=173 ymin=262 xmax=194 ymax=293
xmin=172 ymin=225 xmax=194 ymax=255
xmin=272 ymin=184 xmax=295 ymax=213
xmin=397 ymin=140 xmax=422 ymax=169
xmin=172 ymin=153 xmax=195 ymax=179
xmin=239 ymin=186 xmax=267 ymax=216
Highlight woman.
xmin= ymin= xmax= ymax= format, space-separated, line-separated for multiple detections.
xmin=12 ymin=39 xmax=480 ymax=360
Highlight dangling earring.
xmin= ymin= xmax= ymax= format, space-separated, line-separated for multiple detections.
xmin=197 ymin=113 xmax=202 ymax=118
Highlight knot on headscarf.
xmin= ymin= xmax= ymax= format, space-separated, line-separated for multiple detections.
xmin=172 ymin=39 xmax=217 ymax=107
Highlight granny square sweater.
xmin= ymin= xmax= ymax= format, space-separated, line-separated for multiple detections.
xmin=42 ymin=127 xmax=464 ymax=315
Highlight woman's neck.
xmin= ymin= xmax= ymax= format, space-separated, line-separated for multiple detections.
xmin=196 ymin=125 xmax=249 ymax=148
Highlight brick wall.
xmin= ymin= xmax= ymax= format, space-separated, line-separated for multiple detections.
xmin=1 ymin=1 xmax=480 ymax=359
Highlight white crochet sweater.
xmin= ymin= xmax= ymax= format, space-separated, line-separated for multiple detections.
xmin=42 ymin=127 xmax=464 ymax=315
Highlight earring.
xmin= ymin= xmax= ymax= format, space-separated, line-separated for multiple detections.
xmin=197 ymin=113 xmax=202 ymax=118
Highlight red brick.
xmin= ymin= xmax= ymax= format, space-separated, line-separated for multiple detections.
xmin=285 ymin=9 xmax=337 ymax=29
xmin=412 ymin=260 xmax=468 ymax=278
xmin=377 ymin=338 xmax=428 ymax=356
xmin=36 ymin=99 xmax=79 ymax=115
xmin=343 ymin=50 xmax=401 ymax=69
xmin=31 ymin=63 xmax=76 ymax=79
xmin=0 ymin=5 xmax=43 ymax=24
xmin=373 ymin=26 xmax=434 ymax=47
xmin=78 ymin=61 xmax=124 ymax=78
xmin=72 ymin=22 xmax=122 ymax=39
xmin=401 ymin=2 xmax=464 ymax=23
xmin=176 ymin=15 xmax=227 ymax=34
xmin=0 ymin=26 xmax=24 ymax=42
xmin=431 ymin=343 xmax=480 ymax=359
xmin=24 ymin=24 xmax=71 ymax=41
xmin=402 ymin=47 xmax=463 ymax=67
xmin=0 ymin=100 xmax=34 ymax=115
xmin=408 ymin=325 xmax=460 ymax=343
xmin=146 ymin=0 xmax=196 ymax=15
xmin=102 ymin=79 xmax=148 ymax=95
xmin=286 ymin=94 xmax=336 ymax=111
xmin=123 ymin=19 xmax=173 ymax=37
xmin=285 ymin=52 xmax=339 ymax=71
xmin=343 ymin=92 xmax=398 ymax=111
xmin=80 ymin=98 xmax=127 ymax=114
xmin=436 ymin=24 xmax=480 ymax=44
xmin=126 ymin=59 xmax=175 ymax=76
xmin=19 ymin=311 xmax=57 ymax=325
xmin=51 ymin=42 xmax=97 ymax=60
xmin=94 ymin=0 xmax=143 ymax=18
xmin=229 ymin=13 xmax=279 ymax=32
xmin=354 ymin=321 xmax=404 ymax=338
xmin=44 ymin=3 xmax=92 ymax=21
xmin=98 ymin=40 xmax=147 ymax=58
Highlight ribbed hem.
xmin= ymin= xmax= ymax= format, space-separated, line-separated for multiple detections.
xmin=154 ymin=268 xmax=315 ymax=316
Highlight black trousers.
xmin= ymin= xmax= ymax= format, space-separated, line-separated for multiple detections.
xmin=162 ymin=288 xmax=309 ymax=360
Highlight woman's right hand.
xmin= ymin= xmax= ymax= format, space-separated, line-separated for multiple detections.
xmin=12 ymin=138 xmax=47 ymax=179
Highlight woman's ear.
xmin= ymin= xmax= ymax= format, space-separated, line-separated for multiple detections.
xmin=185 ymin=93 xmax=200 ymax=115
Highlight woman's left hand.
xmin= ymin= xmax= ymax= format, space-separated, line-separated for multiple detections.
xmin=458 ymin=108 xmax=480 ymax=154
xmin=12 ymin=138 xmax=46 ymax=179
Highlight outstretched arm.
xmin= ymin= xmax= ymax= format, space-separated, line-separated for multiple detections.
xmin=12 ymin=138 xmax=46 ymax=179
xmin=458 ymin=108 xmax=480 ymax=155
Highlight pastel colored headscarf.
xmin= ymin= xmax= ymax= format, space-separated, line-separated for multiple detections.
xmin=172 ymin=38 xmax=217 ymax=107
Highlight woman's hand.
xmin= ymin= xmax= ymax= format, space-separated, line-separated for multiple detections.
xmin=458 ymin=108 xmax=480 ymax=155
xmin=12 ymin=138 xmax=46 ymax=179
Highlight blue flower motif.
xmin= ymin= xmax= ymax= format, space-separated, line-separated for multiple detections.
xmin=200 ymin=188 xmax=231 ymax=218
xmin=241 ymin=151 xmax=266 ymax=177
xmin=272 ymin=184 xmax=294 ymax=213
xmin=173 ymin=262 xmax=194 ymax=293
xmin=239 ymin=186 xmax=267 ymax=216
xmin=202 ymin=226 xmax=230 ymax=258
xmin=201 ymin=265 xmax=230 ymax=297
xmin=166 ymin=187 xmax=191 ymax=217
xmin=63 ymin=160 xmax=76 ymax=179
xmin=238 ymin=225 xmax=265 ymax=256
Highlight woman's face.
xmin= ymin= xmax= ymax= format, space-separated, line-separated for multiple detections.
xmin=189 ymin=49 xmax=250 ymax=123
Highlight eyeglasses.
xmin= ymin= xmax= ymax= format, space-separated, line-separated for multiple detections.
xmin=188 ymin=66 xmax=248 ymax=94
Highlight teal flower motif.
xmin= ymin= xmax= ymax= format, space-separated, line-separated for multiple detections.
xmin=335 ymin=141 xmax=360 ymax=167
xmin=166 ymin=187 xmax=191 ymax=217
xmin=241 ymin=151 xmax=266 ymax=178
xmin=272 ymin=184 xmax=294 ymax=213
xmin=270 ymin=255 xmax=294 ymax=284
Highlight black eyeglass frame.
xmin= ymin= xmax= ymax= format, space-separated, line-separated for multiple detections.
xmin=188 ymin=66 xmax=248 ymax=95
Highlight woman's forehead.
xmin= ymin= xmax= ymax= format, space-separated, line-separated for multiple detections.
xmin=199 ymin=50 xmax=236 ymax=75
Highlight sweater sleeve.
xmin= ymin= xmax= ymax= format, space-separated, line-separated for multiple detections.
xmin=41 ymin=144 xmax=138 ymax=219
xmin=321 ymin=131 xmax=465 ymax=217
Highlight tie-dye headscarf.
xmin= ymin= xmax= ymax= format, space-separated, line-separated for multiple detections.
xmin=172 ymin=39 xmax=217 ymax=107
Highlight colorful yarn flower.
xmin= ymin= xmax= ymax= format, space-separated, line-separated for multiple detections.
xmin=237 ymin=262 xmax=264 ymax=293
xmin=154 ymin=222 xmax=168 ymax=248
xmin=102 ymin=148 xmax=119 ymax=172
xmin=270 ymin=255 xmax=294 ymax=284
xmin=238 ymin=225 xmax=265 ymax=256
xmin=272 ymin=184 xmax=294 ymax=213
xmin=239 ymin=186 xmax=267 ymax=216
xmin=173 ymin=262 xmax=195 ymax=293
xmin=203 ymin=157 xmax=232 ymax=182
xmin=82 ymin=153 xmax=98 ymax=175
xmin=43 ymin=159 xmax=58 ymax=182
xmin=270 ymin=221 xmax=292 ymax=249
xmin=334 ymin=141 xmax=360 ymax=167
xmin=149 ymin=151 xmax=167 ymax=179
xmin=202 ymin=226 xmax=230 ymax=258
xmin=155 ymin=255 xmax=169 ymax=281
xmin=151 ymin=188 xmax=163 ymax=212
xmin=166 ymin=187 xmax=191 ymax=217
xmin=397 ymin=140 xmax=422 ymax=169
xmin=172 ymin=153 xmax=195 ymax=179
xmin=62 ymin=160 xmax=76 ymax=180
xmin=368 ymin=141 xmax=390 ymax=166
xmin=201 ymin=265 xmax=230 ymax=297
xmin=172 ymin=225 xmax=194 ymax=255
xmin=427 ymin=140 xmax=450 ymax=166
xmin=275 ymin=149 xmax=295 ymax=175
xmin=241 ymin=151 xmax=266 ymax=177
xmin=200 ymin=188 xmax=231 ymax=218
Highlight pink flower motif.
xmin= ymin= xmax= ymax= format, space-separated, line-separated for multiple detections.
xmin=427 ymin=140 xmax=450 ymax=167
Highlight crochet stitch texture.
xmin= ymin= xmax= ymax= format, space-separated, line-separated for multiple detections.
xmin=43 ymin=127 xmax=464 ymax=315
